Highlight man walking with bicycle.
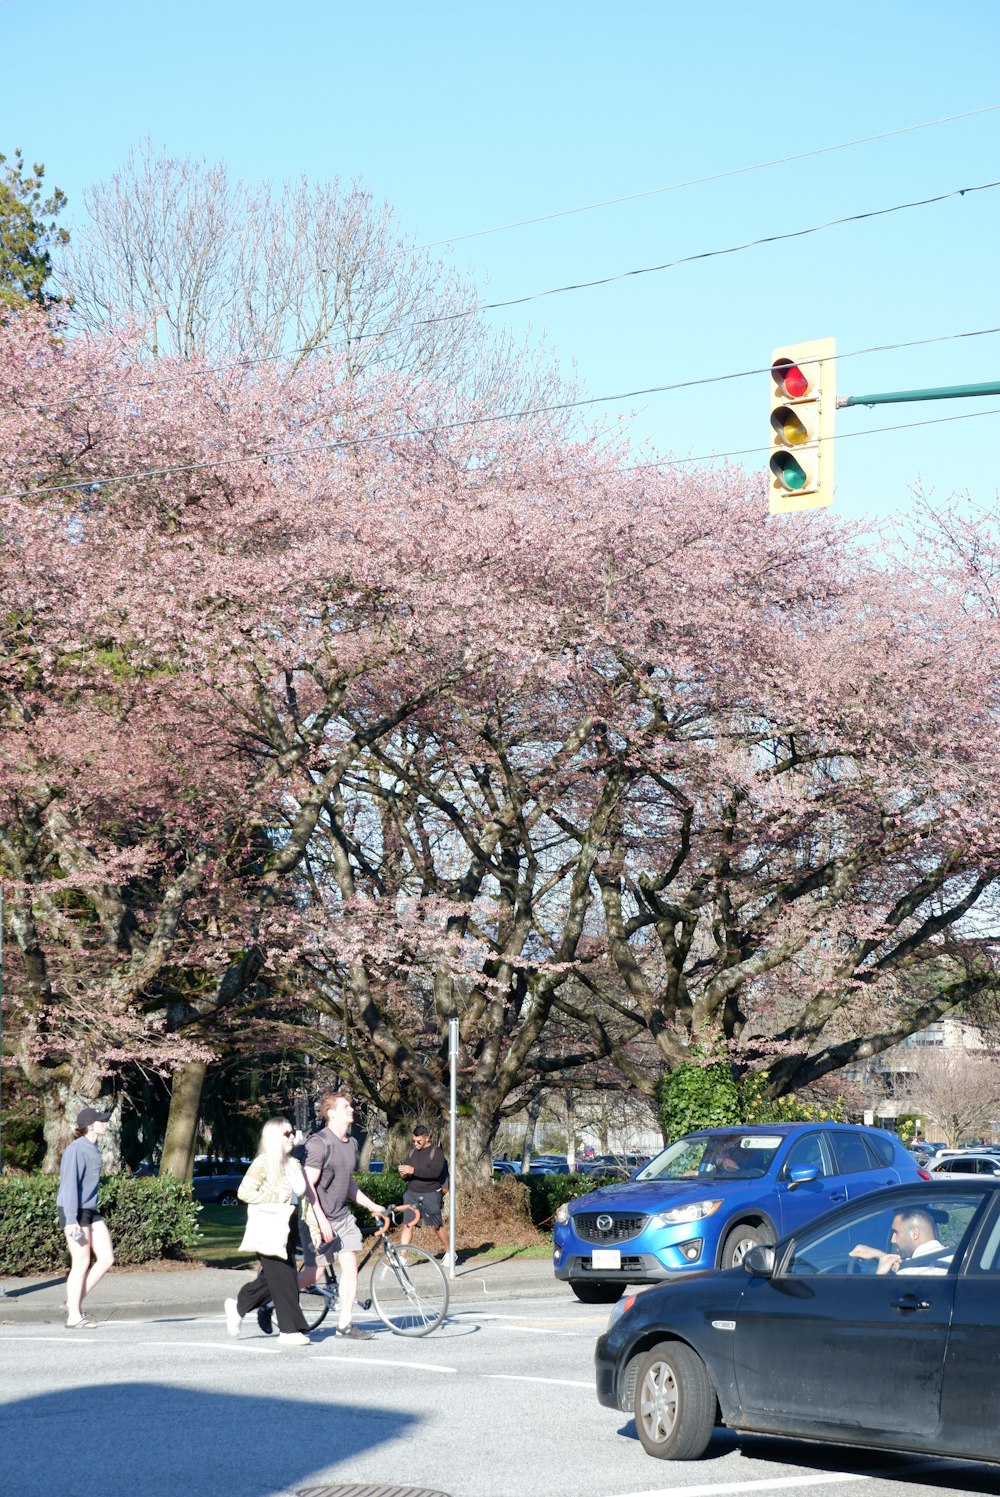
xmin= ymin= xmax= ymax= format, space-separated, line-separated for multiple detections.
xmin=299 ymin=1091 xmax=388 ymax=1340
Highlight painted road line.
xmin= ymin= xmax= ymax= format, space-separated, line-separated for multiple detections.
xmin=606 ymin=1473 xmax=869 ymax=1497
xmin=606 ymin=1453 xmax=962 ymax=1497
xmin=310 ymin=1356 xmax=456 ymax=1372
xmin=485 ymin=1374 xmax=593 ymax=1389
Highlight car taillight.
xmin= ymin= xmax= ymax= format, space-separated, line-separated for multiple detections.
xmin=918 ymin=1167 xmax=932 ymax=1181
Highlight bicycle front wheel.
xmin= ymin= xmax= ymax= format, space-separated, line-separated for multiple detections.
xmin=299 ymin=1272 xmax=337 ymax=1332
xmin=370 ymin=1246 xmax=449 ymax=1336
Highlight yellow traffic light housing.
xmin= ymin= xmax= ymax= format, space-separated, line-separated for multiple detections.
xmin=769 ymin=337 xmax=836 ymax=514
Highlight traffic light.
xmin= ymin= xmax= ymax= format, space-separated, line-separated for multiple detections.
xmin=769 ymin=337 xmax=836 ymax=514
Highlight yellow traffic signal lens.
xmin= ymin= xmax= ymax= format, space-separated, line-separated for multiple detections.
xmin=771 ymin=406 xmax=811 ymax=446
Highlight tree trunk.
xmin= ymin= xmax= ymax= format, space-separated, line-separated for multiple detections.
xmin=41 ymin=1077 xmax=119 ymax=1172
xmin=160 ymin=1060 xmax=207 ymax=1179
xmin=566 ymin=1089 xmax=577 ymax=1172
xmin=520 ymin=1094 xmax=543 ymax=1174
xmin=452 ymin=1110 xmax=495 ymax=1185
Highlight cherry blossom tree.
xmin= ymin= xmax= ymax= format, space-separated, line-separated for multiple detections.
xmin=5 ymin=307 xmax=1000 ymax=1174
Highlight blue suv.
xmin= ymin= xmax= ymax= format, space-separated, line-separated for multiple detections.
xmin=553 ymin=1122 xmax=928 ymax=1302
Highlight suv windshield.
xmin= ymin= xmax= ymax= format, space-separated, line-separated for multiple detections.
xmin=636 ymin=1132 xmax=783 ymax=1182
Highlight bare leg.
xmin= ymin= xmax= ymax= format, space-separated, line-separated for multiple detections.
xmin=82 ymin=1221 xmax=114 ymax=1301
xmin=336 ymin=1248 xmax=359 ymax=1327
xmin=65 ymin=1230 xmax=92 ymax=1324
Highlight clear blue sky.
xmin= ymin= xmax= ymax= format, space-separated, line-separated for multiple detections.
xmin=4 ymin=0 xmax=1000 ymax=525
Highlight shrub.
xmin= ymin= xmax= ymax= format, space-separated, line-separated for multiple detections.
xmin=0 ymin=1172 xmax=201 ymax=1275
xmin=0 ymin=1112 xmax=45 ymax=1172
xmin=520 ymin=1172 xmax=619 ymax=1229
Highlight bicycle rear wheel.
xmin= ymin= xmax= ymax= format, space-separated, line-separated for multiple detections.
xmin=369 ymin=1246 xmax=449 ymax=1336
xmin=299 ymin=1269 xmax=338 ymax=1331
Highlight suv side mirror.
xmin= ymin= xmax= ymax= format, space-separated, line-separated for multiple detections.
xmin=742 ymin=1244 xmax=776 ymax=1277
xmin=786 ymin=1164 xmax=819 ymax=1190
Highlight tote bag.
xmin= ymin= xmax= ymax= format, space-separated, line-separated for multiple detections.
xmin=239 ymin=1200 xmax=295 ymax=1257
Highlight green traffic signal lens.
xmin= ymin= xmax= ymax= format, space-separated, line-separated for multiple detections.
xmin=770 ymin=453 xmax=808 ymax=491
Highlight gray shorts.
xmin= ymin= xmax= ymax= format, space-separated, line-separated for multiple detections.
xmin=300 ymin=1209 xmax=363 ymax=1265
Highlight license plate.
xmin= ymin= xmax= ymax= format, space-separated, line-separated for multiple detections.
xmin=591 ymin=1248 xmax=621 ymax=1270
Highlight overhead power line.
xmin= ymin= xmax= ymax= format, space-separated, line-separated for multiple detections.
xmin=420 ymin=103 xmax=1000 ymax=247
xmin=7 ymin=337 xmax=1000 ymax=503
xmin=424 ymin=180 xmax=1000 ymax=324
xmin=651 ymin=402 xmax=1000 ymax=472
xmin=77 ymin=170 xmax=1000 ymax=407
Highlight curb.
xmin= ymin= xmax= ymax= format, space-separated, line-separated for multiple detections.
xmin=0 ymin=1257 xmax=563 ymax=1325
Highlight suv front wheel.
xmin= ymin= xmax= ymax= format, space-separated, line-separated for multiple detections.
xmin=570 ymin=1280 xmax=622 ymax=1304
xmin=720 ymin=1223 xmax=772 ymax=1268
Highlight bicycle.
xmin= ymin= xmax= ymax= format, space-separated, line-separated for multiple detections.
xmin=299 ymin=1203 xmax=449 ymax=1337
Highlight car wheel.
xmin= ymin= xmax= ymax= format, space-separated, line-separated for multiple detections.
xmin=721 ymin=1222 xmax=771 ymax=1269
xmin=217 ymin=1190 xmax=239 ymax=1206
xmin=569 ymin=1280 xmax=622 ymax=1304
xmin=635 ymin=1341 xmax=716 ymax=1461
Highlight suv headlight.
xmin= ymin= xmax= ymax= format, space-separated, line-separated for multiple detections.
xmin=648 ymin=1199 xmax=722 ymax=1228
xmin=554 ymin=1202 xmax=570 ymax=1225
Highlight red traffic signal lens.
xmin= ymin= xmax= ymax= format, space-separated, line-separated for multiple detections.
xmin=772 ymin=359 xmax=810 ymax=399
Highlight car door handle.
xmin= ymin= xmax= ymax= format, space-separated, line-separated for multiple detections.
xmin=829 ymin=1191 xmax=847 ymax=1202
xmin=890 ymin=1294 xmax=931 ymax=1312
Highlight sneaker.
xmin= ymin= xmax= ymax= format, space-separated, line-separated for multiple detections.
xmin=440 ymin=1251 xmax=456 ymax=1269
xmin=278 ymin=1331 xmax=312 ymax=1346
xmin=256 ymin=1303 xmax=274 ymax=1336
xmin=336 ymin=1323 xmax=374 ymax=1340
xmin=224 ymin=1297 xmax=242 ymax=1338
xmin=65 ymin=1317 xmax=98 ymax=1329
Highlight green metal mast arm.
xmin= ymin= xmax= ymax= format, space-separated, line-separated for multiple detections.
xmin=837 ymin=379 xmax=1000 ymax=408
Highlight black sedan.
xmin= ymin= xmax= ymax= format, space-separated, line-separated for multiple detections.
xmin=595 ymin=1179 xmax=1000 ymax=1466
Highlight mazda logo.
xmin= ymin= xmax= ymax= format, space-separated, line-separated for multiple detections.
xmin=596 ymin=1214 xmax=613 ymax=1232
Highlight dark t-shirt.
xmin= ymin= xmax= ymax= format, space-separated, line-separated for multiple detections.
xmin=304 ymin=1129 xmax=359 ymax=1220
xmin=404 ymin=1144 xmax=448 ymax=1193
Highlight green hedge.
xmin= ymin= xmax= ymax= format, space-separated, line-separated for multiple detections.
xmin=520 ymin=1172 xmax=620 ymax=1227
xmin=0 ymin=1173 xmax=201 ymax=1275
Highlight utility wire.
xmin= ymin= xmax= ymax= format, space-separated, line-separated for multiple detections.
xmin=77 ymin=174 xmax=1000 ymax=404
xmin=424 ymin=180 xmax=1000 ymax=324
xmin=419 ymin=104 xmax=1000 ymax=247
xmin=645 ymin=402 xmax=1000 ymax=471
xmin=7 ymin=382 xmax=1000 ymax=503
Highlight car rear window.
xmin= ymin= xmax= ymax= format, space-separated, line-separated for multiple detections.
xmin=828 ymin=1131 xmax=877 ymax=1175
xmin=861 ymin=1131 xmax=895 ymax=1167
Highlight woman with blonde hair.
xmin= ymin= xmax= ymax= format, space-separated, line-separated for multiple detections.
xmin=223 ymin=1117 xmax=314 ymax=1345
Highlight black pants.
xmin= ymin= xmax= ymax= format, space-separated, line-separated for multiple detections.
xmin=236 ymin=1220 xmax=309 ymax=1333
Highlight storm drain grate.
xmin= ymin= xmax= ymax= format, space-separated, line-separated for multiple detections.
xmin=297 ymin=1486 xmax=451 ymax=1497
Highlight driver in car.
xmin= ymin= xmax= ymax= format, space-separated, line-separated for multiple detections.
xmin=849 ymin=1207 xmax=953 ymax=1275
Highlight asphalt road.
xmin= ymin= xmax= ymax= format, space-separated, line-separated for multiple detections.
xmin=1 ymin=1292 xmax=995 ymax=1497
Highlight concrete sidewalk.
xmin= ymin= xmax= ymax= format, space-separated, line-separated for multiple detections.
xmin=0 ymin=1253 xmax=563 ymax=1325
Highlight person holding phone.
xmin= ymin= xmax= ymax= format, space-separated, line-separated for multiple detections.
xmin=56 ymin=1107 xmax=115 ymax=1329
xmin=398 ymin=1122 xmax=452 ymax=1267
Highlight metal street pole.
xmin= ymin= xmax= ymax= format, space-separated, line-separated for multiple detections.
xmin=1 ymin=885 xmax=7 ymax=1296
xmin=448 ymin=1017 xmax=458 ymax=1282
xmin=0 ymin=881 xmax=4 ymax=1176
xmin=838 ymin=378 xmax=1000 ymax=409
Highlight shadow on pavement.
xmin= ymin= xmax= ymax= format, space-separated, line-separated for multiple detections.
xmin=0 ymin=1382 xmax=419 ymax=1497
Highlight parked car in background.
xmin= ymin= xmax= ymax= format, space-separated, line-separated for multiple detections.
xmin=554 ymin=1123 xmax=929 ymax=1302
xmin=595 ymin=1179 xmax=1000 ymax=1464
xmin=492 ymin=1159 xmax=522 ymax=1176
xmin=190 ymin=1158 xmax=250 ymax=1206
xmin=928 ymin=1153 xmax=1000 ymax=1178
